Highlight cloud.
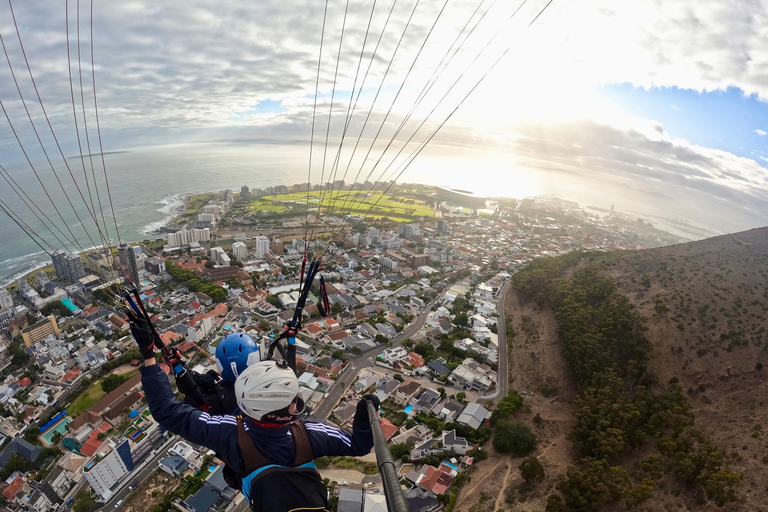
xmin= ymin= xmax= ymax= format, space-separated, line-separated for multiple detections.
xmin=756 ymin=129 xmax=767 ymax=136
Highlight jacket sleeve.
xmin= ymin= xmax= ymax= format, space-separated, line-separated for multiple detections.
xmin=303 ymin=420 xmax=374 ymax=457
xmin=140 ymin=364 xmax=243 ymax=470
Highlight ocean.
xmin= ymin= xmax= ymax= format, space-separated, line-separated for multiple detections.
xmin=0 ymin=141 xmax=751 ymax=286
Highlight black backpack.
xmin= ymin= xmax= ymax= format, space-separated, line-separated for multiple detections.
xmin=236 ymin=418 xmax=329 ymax=512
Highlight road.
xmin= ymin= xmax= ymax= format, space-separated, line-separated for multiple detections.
xmin=313 ymin=293 xmax=444 ymax=421
xmin=484 ymin=281 xmax=511 ymax=404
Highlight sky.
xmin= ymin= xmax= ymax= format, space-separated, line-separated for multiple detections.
xmin=0 ymin=0 xmax=767 ymax=237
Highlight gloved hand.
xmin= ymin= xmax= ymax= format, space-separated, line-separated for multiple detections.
xmin=354 ymin=394 xmax=381 ymax=425
xmin=126 ymin=309 xmax=158 ymax=360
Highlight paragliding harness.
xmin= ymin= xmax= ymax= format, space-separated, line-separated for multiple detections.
xmin=235 ymin=416 xmax=328 ymax=512
xmin=267 ymin=258 xmax=328 ymax=372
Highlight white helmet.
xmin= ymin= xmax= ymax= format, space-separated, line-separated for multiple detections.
xmin=235 ymin=360 xmax=301 ymax=422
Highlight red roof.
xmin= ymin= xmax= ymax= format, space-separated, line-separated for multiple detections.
xmin=189 ymin=301 xmax=203 ymax=310
xmin=90 ymin=422 xmax=111 ymax=438
xmin=188 ymin=303 xmax=227 ymax=326
xmin=305 ymin=323 xmax=323 ymax=334
xmin=2 ymin=475 xmax=23 ymax=500
xmin=159 ymin=363 xmax=171 ymax=374
xmin=85 ymin=306 xmax=100 ymax=316
xmin=17 ymin=376 xmax=32 ymax=387
xmin=79 ymin=437 xmax=103 ymax=457
xmin=160 ymin=331 xmax=181 ymax=345
xmin=418 ymin=465 xmax=454 ymax=495
xmin=176 ymin=341 xmax=195 ymax=353
xmin=62 ymin=367 xmax=82 ymax=382
xmin=149 ymin=296 xmax=162 ymax=304
xmin=379 ymin=417 xmax=399 ymax=441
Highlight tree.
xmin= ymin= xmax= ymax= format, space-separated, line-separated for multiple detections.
xmin=331 ymin=302 xmax=343 ymax=314
xmin=50 ymin=431 xmax=63 ymax=444
xmin=23 ymin=427 xmax=41 ymax=446
xmin=437 ymin=387 xmax=446 ymax=399
xmin=375 ymin=334 xmax=388 ymax=344
xmin=491 ymin=390 xmax=523 ymax=423
xmin=73 ymin=490 xmax=96 ymax=512
xmin=101 ymin=373 xmax=127 ymax=394
xmin=40 ymin=300 xmax=70 ymax=317
xmin=520 ymin=457 xmax=545 ymax=482
xmin=393 ymin=374 xmax=404 ymax=382
xmin=390 ymin=443 xmax=410 ymax=459
xmin=454 ymin=312 xmax=469 ymax=328
xmin=493 ymin=421 xmax=536 ymax=456
xmin=331 ymin=349 xmax=346 ymax=361
xmin=456 ymin=392 xmax=467 ymax=404
xmin=204 ymin=260 xmax=215 ymax=269
xmin=351 ymin=346 xmax=362 ymax=356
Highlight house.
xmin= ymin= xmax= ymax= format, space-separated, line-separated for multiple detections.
xmin=376 ymin=376 xmax=399 ymax=396
xmin=45 ymin=465 xmax=75 ymax=499
xmin=442 ymin=429 xmax=472 ymax=455
xmin=179 ymin=485 xmax=219 ymax=512
xmin=436 ymin=318 xmax=453 ymax=334
xmin=410 ymin=437 xmax=442 ymax=460
xmin=375 ymin=323 xmax=397 ymax=339
xmin=338 ymin=486 xmax=364 ymax=512
xmin=426 ymin=360 xmax=450 ymax=376
xmin=0 ymin=438 xmax=42 ymax=466
xmin=159 ymin=454 xmax=189 ymax=476
xmin=449 ymin=358 xmax=496 ymax=392
xmin=411 ymin=388 xmax=441 ymax=415
xmin=102 ymin=390 xmax=142 ymax=426
xmin=408 ymin=352 xmax=426 ymax=368
xmin=196 ymin=292 xmax=213 ymax=306
xmin=379 ymin=418 xmax=399 ymax=441
xmin=407 ymin=464 xmax=454 ymax=495
xmin=381 ymin=347 xmax=407 ymax=365
xmin=333 ymin=403 xmax=358 ymax=424
xmin=357 ymin=323 xmax=378 ymax=338
xmin=403 ymin=487 xmax=441 ymax=512
xmin=392 ymin=380 xmax=422 ymax=406
xmin=437 ymin=399 xmax=464 ymax=421
xmin=456 ymin=403 xmax=491 ymax=430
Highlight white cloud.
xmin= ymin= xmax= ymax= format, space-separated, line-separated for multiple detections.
xmin=756 ymin=129 xmax=768 ymax=136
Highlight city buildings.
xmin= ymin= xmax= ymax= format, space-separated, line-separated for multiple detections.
xmin=210 ymin=247 xmax=231 ymax=266
xmin=240 ymin=185 xmax=250 ymax=198
xmin=144 ymin=257 xmax=166 ymax=275
xmin=118 ymin=244 xmax=141 ymax=288
xmin=82 ymin=440 xmax=134 ymax=500
xmin=166 ymin=228 xmax=211 ymax=247
xmin=0 ymin=288 xmax=12 ymax=309
xmin=272 ymin=238 xmax=284 ymax=255
xmin=232 ymin=242 xmax=248 ymax=261
xmin=21 ymin=316 xmax=60 ymax=347
xmin=254 ymin=236 xmax=270 ymax=257
xmin=51 ymin=251 xmax=86 ymax=282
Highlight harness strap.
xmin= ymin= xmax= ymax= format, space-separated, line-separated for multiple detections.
xmin=290 ymin=421 xmax=314 ymax=466
xmin=236 ymin=418 xmax=271 ymax=473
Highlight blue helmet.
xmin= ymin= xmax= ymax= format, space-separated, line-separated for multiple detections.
xmin=215 ymin=333 xmax=260 ymax=381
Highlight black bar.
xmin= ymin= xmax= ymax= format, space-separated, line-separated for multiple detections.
xmin=367 ymin=400 xmax=409 ymax=512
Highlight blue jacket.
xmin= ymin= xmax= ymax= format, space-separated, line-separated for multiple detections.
xmin=140 ymin=364 xmax=373 ymax=474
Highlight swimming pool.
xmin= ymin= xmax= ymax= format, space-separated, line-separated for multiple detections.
xmin=42 ymin=418 xmax=72 ymax=444
xmin=443 ymin=462 xmax=458 ymax=471
xmin=61 ymin=298 xmax=79 ymax=312
xmin=403 ymin=405 xmax=413 ymax=413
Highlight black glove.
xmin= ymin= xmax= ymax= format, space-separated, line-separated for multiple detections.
xmin=126 ymin=309 xmax=158 ymax=360
xmin=354 ymin=394 xmax=381 ymax=425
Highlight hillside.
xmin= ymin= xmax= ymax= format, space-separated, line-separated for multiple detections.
xmin=459 ymin=228 xmax=768 ymax=512
xmin=596 ymin=226 xmax=768 ymax=509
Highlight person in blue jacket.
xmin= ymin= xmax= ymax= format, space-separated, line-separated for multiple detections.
xmin=130 ymin=313 xmax=378 ymax=512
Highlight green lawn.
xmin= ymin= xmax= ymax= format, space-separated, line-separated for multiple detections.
xmin=259 ymin=190 xmax=434 ymax=220
xmin=69 ymin=381 xmax=107 ymax=417
xmin=69 ymin=370 xmax=138 ymax=417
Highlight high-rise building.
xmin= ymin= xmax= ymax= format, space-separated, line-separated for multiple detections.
xmin=240 ymin=185 xmax=250 ymax=199
xmin=167 ymin=228 xmax=211 ymax=247
xmin=436 ymin=219 xmax=449 ymax=234
xmin=82 ymin=440 xmax=134 ymax=500
xmin=144 ymin=257 xmax=166 ymax=275
xmin=210 ymin=247 xmax=231 ymax=266
xmin=117 ymin=244 xmax=140 ymax=289
xmin=254 ymin=236 xmax=270 ymax=258
xmin=272 ymin=238 xmax=284 ymax=255
xmin=51 ymin=252 xmax=86 ymax=282
xmin=274 ymin=185 xmax=288 ymax=195
xmin=0 ymin=288 xmax=13 ymax=310
xmin=232 ymin=242 xmax=248 ymax=261
xmin=398 ymin=224 xmax=420 ymax=240
xmin=21 ymin=316 xmax=60 ymax=347
xmin=220 ymin=189 xmax=234 ymax=204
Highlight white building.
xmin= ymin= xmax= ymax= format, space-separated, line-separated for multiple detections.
xmin=254 ymin=236 xmax=270 ymax=258
xmin=210 ymin=247 xmax=231 ymax=266
xmin=232 ymin=242 xmax=248 ymax=261
xmin=167 ymin=228 xmax=211 ymax=247
xmin=0 ymin=288 xmax=13 ymax=310
xmin=82 ymin=440 xmax=134 ymax=500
